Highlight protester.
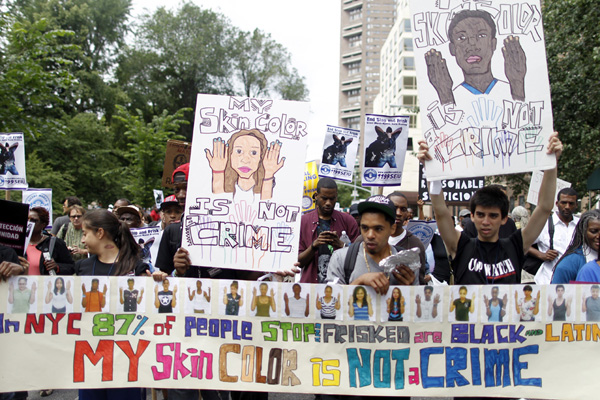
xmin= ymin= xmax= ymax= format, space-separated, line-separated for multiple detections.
xmin=115 ymin=204 xmax=145 ymax=228
xmin=552 ymin=209 xmax=600 ymax=283
xmin=112 ymin=198 xmax=131 ymax=214
xmin=529 ymin=188 xmax=579 ymax=284
xmin=26 ymin=207 xmax=73 ymax=275
xmin=298 ymin=177 xmax=359 ymax=283
xmin=387 ymin=191 xmax=426 ymax=284
xmin=416 ymin=132 xmax=562 ymax=285
xmin=51 ymin=196 xmax=82 ymax=235
xmin=0 ymin=244 xmax=23 ymax=280
xmin=575 ymin=257 xmax=600 ymax=283
xmin=462 ymin=187 xmax=518 ymax=239
xmin=57 ymin=205 xmax=88 ymax=260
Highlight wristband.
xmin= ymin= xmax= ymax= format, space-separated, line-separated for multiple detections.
xmin=213 ymin=170 xmax=225 ymax=174
xmin=264 ymin=176 xmax=274 ymax=181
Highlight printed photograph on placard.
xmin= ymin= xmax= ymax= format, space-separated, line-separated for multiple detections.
xmin=183 ymin=94 xmax=309 ymax=272
xmin=480 ymin=285 xmax=509 ymax=323
xmin=381 ymin=286 xmax=411 ymax=322
xmin=319 ymin=125 xmax=360 ymax=182
xmin=581 ymin=284 xmax=600 ymax=322
xmin=43 ymin=276 xmax=74 ymax=314
xmin=185 ymin=279 xmax=212 ymax=314
xmin=219 ymin=279 xmax=247 ymax=317
xmin=153 ymin=278 xmax=179 ymax=314
xmin=81 ymin=276 xmax=109 ymax=313
xmin=512 ymin=284 xmax=542 ymax=322
xmin=0 ymin=132 xmax=28 ymax=189
xmin=315 ymin=284 xmax=343 ymax=321
xmin=410 ymin=0 xmax=556 ymax=180
xmin=250 ymin=281 xmax=278 ymax=318
xmin=414 ymin=285 xmax=443 ymax=322
xmin=449 ymin=285 xmax=479 ymax=322
xmin=545 ymin=284 xmax=574 ymax=322
xmin=347 ymin=285 xmax=377 ymax=322
xmin=281 ymin=282 xmax=311 ymax=318
xmin=7 ymin=276 xmax=37 ymax=313
xmin=117 ymin=276 xmax=146 ymax=313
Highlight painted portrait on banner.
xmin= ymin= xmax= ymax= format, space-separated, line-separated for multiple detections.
xmin=183 ymin=94 xmax=309 ymax=271
xmin=319 ymin=125 xmax=359 ymax=182
xmin=361 ymin=114 xmax=410 ymax=187
xmin=410 ymin=0 xmax=555 ymax=180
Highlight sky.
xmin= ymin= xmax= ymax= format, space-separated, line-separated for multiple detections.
xmin=130 ymin=0 xmax=341 ymax=161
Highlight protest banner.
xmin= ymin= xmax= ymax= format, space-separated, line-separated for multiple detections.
xmin=406 ymin=220 xmax=438 ymax=248
xmin=418 ymin=163 xmax=484 ymax=203
xmin=162 ymin=140 xmax=192 ymax=188
xmin=361 ymin=114 xmax=410 ymax=187
xmin=527 ymin=170 xmax=571 ymax=209
xmin=0 ymin=132 xmax=28 ymax=190
xmin=319 ymin=125 xmax=360 ymax=183
xmin=0 ymin=277 xmax=597 ymax=400
xmin=0 ymin=199 xmax=29 ymax=255
xmin=130 ymin=226 xmax=162 ymax=272
xmin=182 ymin=94 xmax=310 ymax=272
xmin=22 ymin=188 xmax=53 ymax=225
xmin=302 ymin=161 xmax=319 ymax=213
xmin=153 ymin=189 xmax=165 ymax=209
xmin=410 ymin=0 xmax=556 ymax=180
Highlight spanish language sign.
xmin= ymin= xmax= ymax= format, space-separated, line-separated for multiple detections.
xmin=0 ymin=277 xmax=597 ymax=399
xmin=0 ymin=132 xmax=28 ymax=190
xmin=0 ymin=199 xmax=29 ymax=255
xmin=410 ymin=0 xmax=555 ymax=180
xmin=361 ymin=114 xmax=410 ymax=187
xmin=319 ymin=125 xmax=360 ymax=183
xmin=183 ymin=94 xmax=310 ymax=271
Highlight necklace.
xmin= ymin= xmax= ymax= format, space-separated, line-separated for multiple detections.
xmin=363 ymin=244 xmax=392 ymax=273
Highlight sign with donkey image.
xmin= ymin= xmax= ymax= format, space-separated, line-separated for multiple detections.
xmin=319 ymin=125 xmax=360 ymax=182
xmin=361 ymin=114 xmax=410 ymax=187
xmin=410 ymin=0 xmax=555 ymax=180
xmin=183 ymin=94 xmax=310 ymax=272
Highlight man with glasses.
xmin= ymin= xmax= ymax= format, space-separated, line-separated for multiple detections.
xmin=387 ymin=191 xmax=427 ymax=284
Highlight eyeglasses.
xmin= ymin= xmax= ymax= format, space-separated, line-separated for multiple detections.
xmin=70 ymin=215 xmax=83 ymax=219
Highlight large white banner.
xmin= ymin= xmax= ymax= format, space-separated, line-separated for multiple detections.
xmin=361 ymin=114 xmax=410 ymax=187
xmin=183 ymin=95 xmax=310 ymax=272
xmin=410 ymin=0 xmax=555 ymax=180
xmin=0 ymin=132 xmax=28 ymax=190
xmin=319 ymin=125 xmax=360 ymax=182
xmin=0 ymin=277 xmax=598 ymax=400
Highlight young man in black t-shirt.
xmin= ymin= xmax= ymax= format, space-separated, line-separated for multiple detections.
xmin=417 ymin=133 xmax=563 ymax=285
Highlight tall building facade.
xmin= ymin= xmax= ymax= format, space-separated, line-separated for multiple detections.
xmin=338 ymin=0 xmax=397 ymax=130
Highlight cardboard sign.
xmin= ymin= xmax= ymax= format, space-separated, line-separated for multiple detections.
xmin=527 ymin=170 xmax=571 ymax=209
xmin=182 ymin=94 xmax=310 ymax=272
xmin=361 ymin=114 xmax=410 ymax=187
xmin=418 ymin=164 xmax=484 ymax=203
xmin=410 ymin=0 xmax=555 ymax=180
xmin=162 ymin=140 xmax=192 ymax=188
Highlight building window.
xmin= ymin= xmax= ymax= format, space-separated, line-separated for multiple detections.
xmin=348 ymin=34 xmax=361 ymax=48
xmin=347 ymin=89 xmax=360 ymax=103
xmin=406 ymin=137 xmax=413 ymax=150
xmin=347 ymin=61 xmax=361 ymax=76
xmin=403 ymin=76 xmax=417 ymax=90
xmin=404 ymin=19 xmax=411 ymax=33
xmin=346 ymin=117 xmax=360 ymax=130
xmin=403 ymin=95 xmax=417 ymax=107
xmin=403 ymin=38 xmax=413 ymax=52
xmin=403 ymin=57 xmax=415 ymax=70
xmin=348 ymin=8 xmax=362 ymax=21
xmin=409 ymin=114 xmax=417 ymax=128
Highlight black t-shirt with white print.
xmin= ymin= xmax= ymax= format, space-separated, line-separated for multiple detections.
xmin=453 ymin=230 xmax=525 ymax=285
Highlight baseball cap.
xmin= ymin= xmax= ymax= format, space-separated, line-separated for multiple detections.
xmin=172 ymin=163 xmax=190 ymax=184
xmin=459 ymin=209 xmax=471 ymax=218
xmin=114 ymin=205 xmax=143 ymax=220
xmin=160 ymin=195 xmax=181 ymax=211
xmin=349 ymin=203 xmax=359 ymax=216
xmin=357 ymin=195 xmax=397 ymax=221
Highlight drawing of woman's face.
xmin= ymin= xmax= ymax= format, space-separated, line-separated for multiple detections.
xmin=231 ymin=135 xmax=262 ymax=179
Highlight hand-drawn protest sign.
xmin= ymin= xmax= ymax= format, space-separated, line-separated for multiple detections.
xmin=22 ymin=188 xmax=53 ymax=225
xmin=0 ymin=132 xmax=28 ymax=190
xmin=418 ymin=164 xmax=484 ymax=203
xmin=303 ymin=161 xmax=319 ymax=213
xmin=527 ymin=169 xmax=571 ymax=208
xmin=183 ymin=94 xmax=310 ymax=271
xmin=0 ymin=199 xmax=29 ymax=255
xmin=361 ymin=114 xmax=410 ymax=187
xmin=410 ymin=0 xmax=555 ymax=180
xmin=1 ymin=277 xmax=599 ymax=400
xmin=162 ymin=140 xmax=192 ymax=188
xmin=319 ymin=126 xmax=360 ymax=182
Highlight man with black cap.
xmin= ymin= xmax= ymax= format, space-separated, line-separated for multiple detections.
xmin=326 ymin=195 xmax=416 ymax=292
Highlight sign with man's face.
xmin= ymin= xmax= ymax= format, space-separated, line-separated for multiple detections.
xmin=410 ymin=0 xmax=555 ymax=180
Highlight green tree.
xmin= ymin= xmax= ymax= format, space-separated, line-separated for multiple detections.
xmin=113 ymin=106 xmax=189 ymax=206
xmin=543 ymin=0 xmax=600 ymax=202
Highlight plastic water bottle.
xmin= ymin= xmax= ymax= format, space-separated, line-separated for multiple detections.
xmin=340 ymin=231 xmax=351 ymax=247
